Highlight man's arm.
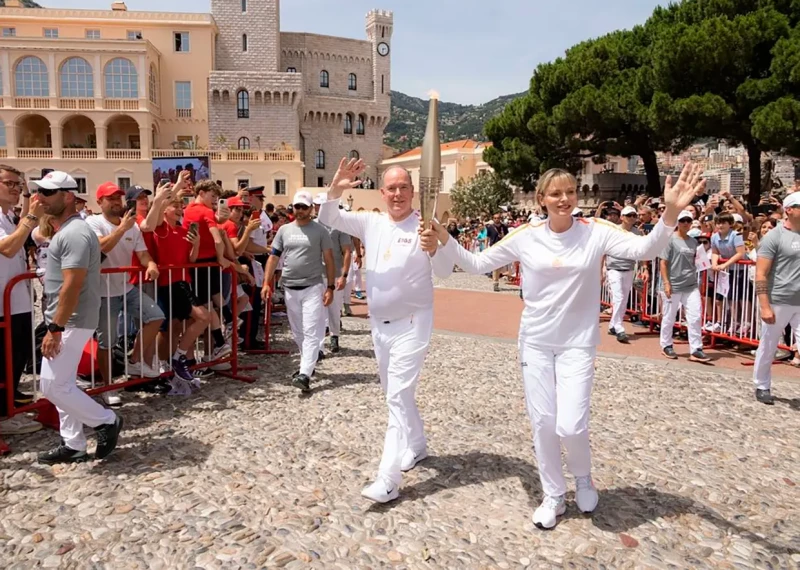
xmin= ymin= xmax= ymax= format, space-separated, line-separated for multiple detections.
xmin=0 ymin=215 xmax=37 ymax=258
xmin=341 ymin=245 xmax=352 ymax=279
xmin=96 ymin=212 xmax=136 ymax=253
xmin=208 ymin=226 xmax=228 ymax=266
xmin=51 ymin=268 xmax=86 ymax=327
xmin=262 ymin=254 xmax=281 ymax=295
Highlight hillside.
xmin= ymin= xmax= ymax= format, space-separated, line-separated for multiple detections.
xmin=385 ymin=91 xmax=524 ymax=152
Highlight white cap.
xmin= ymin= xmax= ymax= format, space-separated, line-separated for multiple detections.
xmin=30 ymin=171 xmax=78 ymax=192
xmin=732 ymin=213 xmax=744 ymax=224
xmin=687 ymin=228 xmax=702 ymax=238
xmin=313 ymin=192 xmax=327 ymax=205
xmin=291 ymin=190 xmax=313 ymax=207
xmin=678 ymin=210 xmax=694 ymax=221
xmin=621 ymin=206 xmax=637 ymax=216
xmin=783 ymin=192 xmax=800 ymax=209
xmin=571 ymin=207 xmax=584 ymax=217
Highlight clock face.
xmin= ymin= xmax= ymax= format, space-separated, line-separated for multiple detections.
xmin=377 ymin=42 xmax=390 ymax=56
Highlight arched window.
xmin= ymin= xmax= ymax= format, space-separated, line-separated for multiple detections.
xmin=104 ymin=58 xmax=138 ymax=99
xmin=315 ymin=149 xmax=325 ymax=169
xmin=344 ymin=113 xmax=353 ymax=134
xmin=356 ymin=114 xmax=365 ymax=135
xmin=148 ymin=64 xmax=158 ymax=105
xmin=15 ymin=56 xmax=49 ymax=96
xmin=242 ymin=34 xmax=248 ymax=52
xmin=237 ymin=89 xmax=249 ymax=118
xmin=320 ymin=70 xmax=329 ymax=88
xmin=349 ymin=150 xmax=359 ymax=160
xmin=286 ymin=67 xmax=296 ymax=73
xmin=59 ymin=57 xmax=93 ymax=98
xmin=238 ymin=136 xmax=250 ymax=150
xmin=348 ymin=73 xmax=357 ymax=91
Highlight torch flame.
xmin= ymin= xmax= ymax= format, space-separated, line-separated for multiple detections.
xmin=427 ymin=90 xmax=440 ymax=100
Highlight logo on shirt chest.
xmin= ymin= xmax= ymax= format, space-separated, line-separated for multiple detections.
xmin=791 ymin=240 xmax=800 ymax=251
xmin=397 ymin=237 xmax=413 ymax=246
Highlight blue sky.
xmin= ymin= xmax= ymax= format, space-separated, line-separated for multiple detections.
xmin=42 ymin=0 xmax=667 ymax=104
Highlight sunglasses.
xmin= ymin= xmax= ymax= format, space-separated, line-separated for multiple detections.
xmin=678 ymin=219 xmax=693 ymax=223
xmin=35 ymin=187 xmax=70 ymax=197
xmin=698 ymin=239 xmax=709 ymax=244
xmin=293 ymin=204 xmax=310 ymax=211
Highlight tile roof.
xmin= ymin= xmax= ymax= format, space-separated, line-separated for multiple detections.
xmin=392 ymin=139 xmax=490 ymax=159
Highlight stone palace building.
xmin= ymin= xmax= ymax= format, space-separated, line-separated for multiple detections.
xmin=0 ymin=0 xmax=392 ymax=210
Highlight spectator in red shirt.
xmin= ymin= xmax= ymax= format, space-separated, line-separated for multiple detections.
xmin=147 ymin=195 xmax=230 ymax=392
xmin=182 ymin=180 xmax=228 ymax=310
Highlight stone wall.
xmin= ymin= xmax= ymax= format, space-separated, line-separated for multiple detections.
xmin=211 ymin=0 xmax=280 ymax=73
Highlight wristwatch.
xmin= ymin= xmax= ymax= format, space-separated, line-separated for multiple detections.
xmin=47 ymin=322 xmax=65 ymax=333
xmin=327 ymin=284 xmax=335 ymax=290
xmin=25 ymin=213 xmax=38 ymax=222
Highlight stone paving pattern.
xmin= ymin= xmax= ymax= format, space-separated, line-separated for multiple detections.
xmin=1 ymin=274 xmax=799 ymax=569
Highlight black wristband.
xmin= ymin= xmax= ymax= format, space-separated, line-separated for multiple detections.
xmin=327 ymin=284 xmax=335 ymax=290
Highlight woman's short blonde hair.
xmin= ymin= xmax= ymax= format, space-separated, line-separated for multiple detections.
xmin=536 ymin=168 xmax=577 ymax=210
xmin=38 ymin=214 xmax=56 ymax=239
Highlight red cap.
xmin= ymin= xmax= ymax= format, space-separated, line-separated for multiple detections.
xmin=96 ymin=182 xmax=124 ymax=200
xmin=226 ymin=196 xmax=245 ymax=208
xmin=700 ymin=232 xmax=712 ymax=239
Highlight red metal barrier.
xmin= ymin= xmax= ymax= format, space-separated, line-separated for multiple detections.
xmin=243 ymin=274 xmax=289 ymax=356
xmin=1 ymin=262 xmax=258 ymax=455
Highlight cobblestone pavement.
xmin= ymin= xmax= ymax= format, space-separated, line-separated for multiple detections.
xmin=434 ymin=270 xmax=521 ymax=295
xmin=1 ymin=318 xmax=799 ymax=569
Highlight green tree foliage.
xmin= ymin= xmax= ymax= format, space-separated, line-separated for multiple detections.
xmin=449 ymin=171 xmax=514 ymax=219
xmin=650 ymin=1 xmax=792 ymax=204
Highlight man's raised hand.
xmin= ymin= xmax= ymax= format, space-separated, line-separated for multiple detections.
xmin=329 ymin=158 xmax=366 ymax=200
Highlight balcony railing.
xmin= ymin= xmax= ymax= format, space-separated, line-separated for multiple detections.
xmin=63 ymin=149 xmax=98 ymax=159
xmin=0 ymin=148 xmax=301 ymax=161
xmin=103 ymin=99 xmax=139 ymax=111
xmin=176 ymin=109 xmax=192 ymax=118
xmin=14 ymin=97 xmax=49 ymax=109
xmin=17 ymin=148 xmax=54 ymax=159
xmin=106 ymin=149 xmax=141 ymax=160
xmin=59 ymin=98 xmax=96 ymax=110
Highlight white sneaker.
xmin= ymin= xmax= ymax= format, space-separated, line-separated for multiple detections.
xmin=532 ymin=494 xmax=566 ymax=529
xmin=575 ymin=475 xmax=599 ymax=513
xmin=128 ymin=360 xmax=160 ymax=379
xmin=102 ymin=391 xmax=122 ymax=407
xmin=361 ymin=476 xmax=399 ymax=503
xmin=211 ymin=344 xmax=232 ymax=361
xmin=0 ymin=415 xmax=43 ymax=435
xmin=400 ymin=448 xmax=428 ymax=472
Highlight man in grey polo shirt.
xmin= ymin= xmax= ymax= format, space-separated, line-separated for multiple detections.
xmin=752 ymin=192 xmax=800 ymax=405
xmin=659 ymin=210 xmax=711 ymax=363
xmin=314 ymin=192 xmax=353 ymax=355
xmin=605 ymin=206 xmax=641 ymax=343
xmin=262 ymin=190 xmax=335 ymax=392
xmin=32 ymin=171 xmax=123 ymax=464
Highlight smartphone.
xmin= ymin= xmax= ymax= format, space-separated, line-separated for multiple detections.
xmin=251 ymin=210 xmax=261 ymax=221
xmin=182 ymin=196 xmax=191 ymax=206
xmin=125 ymin=199 xmax=137 ymax=213
xmin=159 ymin=178 xmax=170 ymax=187
xmin=188 ymin=222 xmax=199 ymax=235
xmin=218 ymin=198 xmax=227 ymax=207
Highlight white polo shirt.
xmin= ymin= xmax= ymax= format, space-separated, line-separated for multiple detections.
xmin=0 ymin=207 xmax=32 ymax=317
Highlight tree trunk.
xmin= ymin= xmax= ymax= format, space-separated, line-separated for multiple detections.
xmin=640 ymin=147 xmax=662 ymax=197
xmin=746 ymin=142 xmax=762 ymax=208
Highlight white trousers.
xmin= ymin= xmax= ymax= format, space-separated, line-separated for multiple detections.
xmin=659 ymin=288 xmax=703 ymax=352
xmin=520 ymin=342 xmax=595 ymax=497
xmin=39 ymin=328 xmax=117 ymax=452
xmin=344 ymin=261 xmax=364 ymax=299
xmin=754 ymin=304 xmax=800 ymax=390
xmin=285 ymin=283 xmax=326 ymax=377
xmin=371 ymin=308 xmax=432 ymax=486
xmin=320 ymin=279 xmax=344 ymax=341
xmin=607 ymin=269 xmax=634 ymax=334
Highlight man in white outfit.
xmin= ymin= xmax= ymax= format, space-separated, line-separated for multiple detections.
xmin=261 ymin=191 xmax=334 ymax=391
xmin=318 ymin=158 xmax=453 ymax=503
xmin=313 ymin=192 xmax=352 ymax=355
xmin=604 ymin=205 xmax=641 ymax=343
xmin=752 ymin=192 xmax=800 ymax=405
xmin=32 ymin=171 xmax=123 ymax=464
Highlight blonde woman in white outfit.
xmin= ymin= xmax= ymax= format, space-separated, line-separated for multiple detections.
xmin=422 ymin=163 xmax=705 ymax=529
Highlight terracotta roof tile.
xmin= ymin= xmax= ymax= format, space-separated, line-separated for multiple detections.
xmin=393 ymin=139 xmax=482 ymax=159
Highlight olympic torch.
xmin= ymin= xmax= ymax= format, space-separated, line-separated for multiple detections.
xmin=418 ymin=91 xmax=441 ymax=225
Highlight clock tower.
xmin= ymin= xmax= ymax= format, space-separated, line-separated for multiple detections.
xmin=366 ymin=9 xmax=393 ymax=107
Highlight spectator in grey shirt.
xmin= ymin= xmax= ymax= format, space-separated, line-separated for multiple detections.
xmin=262 ymin=190 xmax=335 ymax=392
xmin=658 ymin=209 xmax=711 ymax=363
xmin=752 ymin=192 xmax=800 ymax=405
xmin=604 ymin=206 xmax=642 ymax=343
xmin=32 ymin=171 xmax=123 ymax=465
xmin=314 ymin=193 xmax=353 ymax=355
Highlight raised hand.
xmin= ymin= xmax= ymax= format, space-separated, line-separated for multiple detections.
xmin=662 ymin=163 xmax=706 ymax=226
xmin=329 ymin=158 xmax=366 ymax=199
